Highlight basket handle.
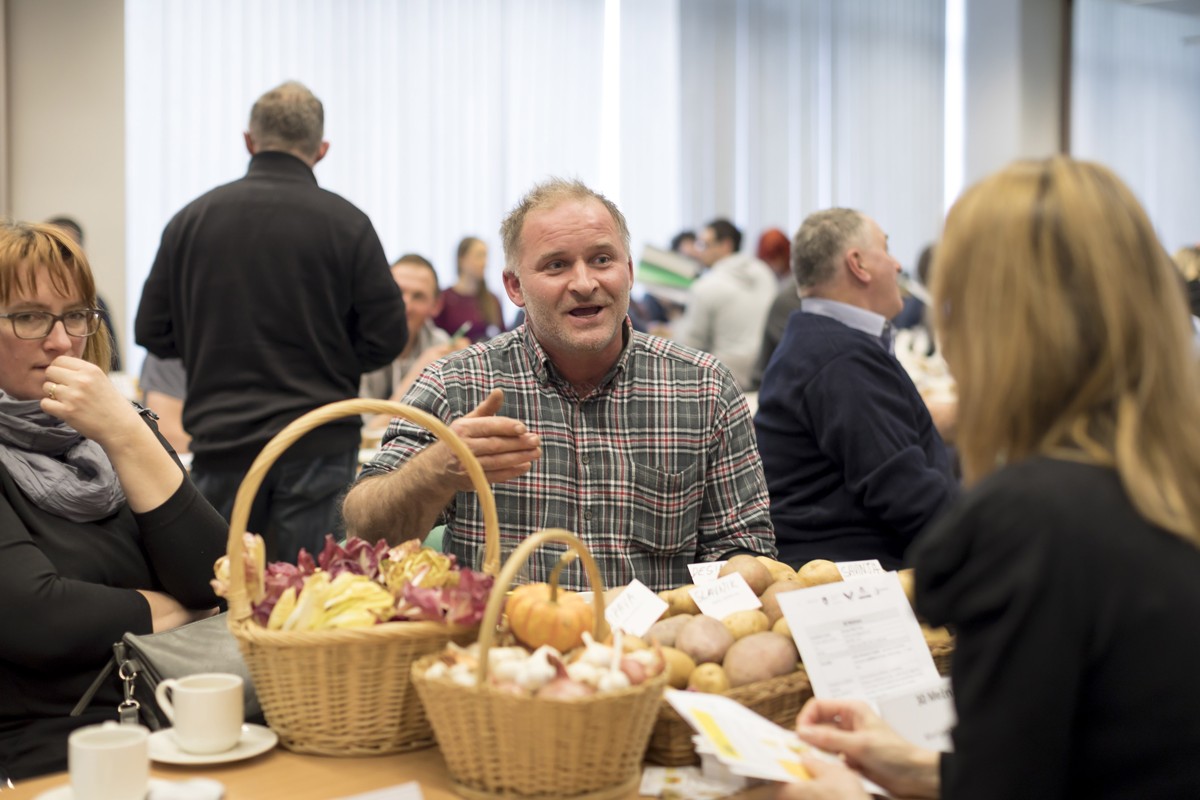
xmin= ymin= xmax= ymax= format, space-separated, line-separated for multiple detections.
xmin=224 ymin=398 xmax=501 ymax=623
xmin=474 ymin=529 xmax=609 ymax=685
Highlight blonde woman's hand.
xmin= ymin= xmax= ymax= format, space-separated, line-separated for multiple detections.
xmin=794 ymin=698 xmax=940 ymax=800
xmin=42 ymin=356 xmax=144 ymax=448
xmin=775 ymin=757 xmax=872 ymax=800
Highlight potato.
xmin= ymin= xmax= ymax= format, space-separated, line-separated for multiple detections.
xmin=718 ymin=555 xmax=773 ymax=596
xmin=660 ymin=646 xmax=696 ymax=689
xmin=722 ymin=609 xmax=769 ymax=640
xmin=659 ymin=586 xmax=701 ymax=617
xmin=755 ymin=555 xmax=799 ymax=583
xmin=771 ymin=616 xmax=791 ymax=640
xmin=687 ymin=662 xmax=731 ymax=693
xmin=646 ymin=614 xmax=693 ymax=648
xmin=675 ymin=615 xmax=736 ymax=665
xmin=723 ymin=632 xmax=799 ymax=687
xmin=922 ymin=624 xmax=952 ymax=647
xmin=795 ymin=559 xmax=843 ymax=588
xmin=758 ymin=579 xmax=805 ymax=626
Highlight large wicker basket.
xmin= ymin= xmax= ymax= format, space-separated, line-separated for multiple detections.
xmin=412 ymin=529 xmax=668 ymax=800
xmin=223 ymin=399 xmax=500 ymax=756
xmin=646 ymin=667 xmax=813 ymax=766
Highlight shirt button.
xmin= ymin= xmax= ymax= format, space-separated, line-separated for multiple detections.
xmin=584 ymin=510 xmax=593 ymax=521
xmin=581 ymin=453 xmax=590 ymax=465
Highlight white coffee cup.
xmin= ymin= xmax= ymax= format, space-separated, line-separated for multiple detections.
xmin=68 ymin=722 xmax=149 ymax=800
xmin=154 ymin=672 xmax=244 ymax=754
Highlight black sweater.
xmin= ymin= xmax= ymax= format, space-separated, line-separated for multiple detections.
xmin=914 ymin=457 xmax=1200 ymax=799
xmin=135 ymin=151 xmax=408 ymax=470
xmin=754 ymin=312 xmax=954 ymax=568
xmin=0 ymin=426 xmax=227 ymax=779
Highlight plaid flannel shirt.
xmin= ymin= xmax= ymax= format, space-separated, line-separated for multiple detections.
xmin=358 ymin=322 xmax=776 ymax=591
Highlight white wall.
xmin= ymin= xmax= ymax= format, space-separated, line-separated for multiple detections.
xmin=3 ymin=0 xmax=126 ymax=358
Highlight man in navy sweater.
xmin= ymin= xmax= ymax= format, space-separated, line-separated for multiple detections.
xmin=754 ymin=209 xmax=955 ymax=569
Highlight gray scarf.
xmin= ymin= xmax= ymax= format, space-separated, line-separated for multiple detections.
xmin=0 ymin=391 xmax=126 ymax=522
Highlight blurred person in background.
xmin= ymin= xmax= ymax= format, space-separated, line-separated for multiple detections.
xmin=138 ymin=353 xmax=190 ymax=455
xmin=778 ymin=157 xmax=1200 ymax=800
xmin=755 ymin=208 xmax=955 ymax=570
xmin=757 ymin=227 xmax=792 ymax=282
xmin=751 ymin=228 xmax=802 ymax=390
xmin=676 ymin=218 xmax=777 ymax=389
xmin=135 ymin=80 xmax=406 ymax=563
xmin=361 ymin=253 xmax=468 ymax=431
xmin=1173 ymin=245 xmax=1200 ymax=318
xmin=434 ymin=236 xmax=506 ymax=342
xmin=0 ymin=222 xmax=224 ymax=779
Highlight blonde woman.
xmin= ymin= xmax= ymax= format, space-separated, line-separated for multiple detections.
xmin=779 ymin=158 xmax=1200 ymax=799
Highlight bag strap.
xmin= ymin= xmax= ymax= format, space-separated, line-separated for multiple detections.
xmin=69 ymin=656 xmax=115 ymax=718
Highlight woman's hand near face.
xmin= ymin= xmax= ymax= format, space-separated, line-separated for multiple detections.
xmin=42 ymin=356 xmax=184 ymax=512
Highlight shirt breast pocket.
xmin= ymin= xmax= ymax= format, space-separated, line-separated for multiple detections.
xmin=626 ymin=460 xmax=702 ymax=558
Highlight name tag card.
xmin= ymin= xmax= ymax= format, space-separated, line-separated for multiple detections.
xmin=777 ymin=572 xmax=939 ymax=704
xmin=604 ymin=579 xmax=669 ymax=637
xmin=689 ymin=574 xmax=762 ymax=620
xmin=876 ymin=678 xmax=957 ymax=752
xmin=835 ymin=559 xmax=885 ymax=580
xmin=688 ymin=561 xmax=727 ymax=585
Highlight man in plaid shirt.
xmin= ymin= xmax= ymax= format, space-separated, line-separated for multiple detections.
xmin=343 ymin=178 xmax=775 ymax=590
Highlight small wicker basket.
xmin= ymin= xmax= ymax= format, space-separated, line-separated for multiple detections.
xmin=646 ymin=667 xmax=813 ymax=766
xmin=223 ymin=398 xmax=500 ymax=756
xmin=412 ymin=529 xmax=668 ymax=800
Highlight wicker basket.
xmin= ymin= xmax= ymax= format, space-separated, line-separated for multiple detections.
xmin=223 ymin=398 xmax=500 ymax=756
xmin=646 ymin=666 xmax=813 ymax=766
xmin=412 ymin=529 xmax=668 ymax=800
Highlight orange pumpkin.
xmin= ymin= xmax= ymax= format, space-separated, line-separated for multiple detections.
xmin=506 ymin=583 xmax=594 ymax=652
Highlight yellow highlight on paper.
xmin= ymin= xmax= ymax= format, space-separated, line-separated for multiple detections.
xmin=693 ymin=710 xmax=739 ymax=760
xmin=780 ymin=760 xmax=813 ymax=780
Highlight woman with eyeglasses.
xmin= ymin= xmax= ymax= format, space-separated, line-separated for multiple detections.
xmin=777 ymin=158 xmax=1200 ymax=799
xmin=0 ymin=221 xmax=227 ymax=779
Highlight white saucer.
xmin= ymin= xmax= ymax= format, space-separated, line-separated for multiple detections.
xmin=149 ymin=723 xmax=278 ymax=765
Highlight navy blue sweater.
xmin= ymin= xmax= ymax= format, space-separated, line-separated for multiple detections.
xmin=754 ymin=312 xmax=955 ymax=569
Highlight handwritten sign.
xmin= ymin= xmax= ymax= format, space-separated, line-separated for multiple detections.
xmin=688 ymin=573 xmax=762 ymax=620
xmin=835 ymin=559 xmax=885 ymax=580
xmin=688 ymin=560 xmax=727 ymax=585
xmin=876 ymin=678 xmax=956 ymax=752
xmin=604 ymin=579 xmax=669 ymax=637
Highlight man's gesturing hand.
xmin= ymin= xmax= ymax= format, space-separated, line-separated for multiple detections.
xmin=444 ymin=388 xmax=541 ymax=489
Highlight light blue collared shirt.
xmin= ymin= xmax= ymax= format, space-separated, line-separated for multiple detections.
xmin=801 ymin=297 xmax=894 ymax=353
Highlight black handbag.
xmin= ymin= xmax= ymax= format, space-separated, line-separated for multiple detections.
xmin=72 ymin=612 xmax=262 ymax=729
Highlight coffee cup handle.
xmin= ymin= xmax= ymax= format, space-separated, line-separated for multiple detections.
xmin=154 ymin=679 xmax=179 ymax=724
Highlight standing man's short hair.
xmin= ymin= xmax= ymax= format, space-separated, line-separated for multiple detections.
xmin=792 ymin=208 xmax=867 ymax=290
xmin=248 ymin=81 xmax=324 ymax=159
xmin=705 ymin=219 xmax=743 ymax=253
xmin=499 ymin=177 xmax=631 ymax=274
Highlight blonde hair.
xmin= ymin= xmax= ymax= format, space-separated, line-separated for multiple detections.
xmin=1174 ymin=246 xmax=1200 ymax=283
xmin=0 ymin=220 xmax=113 ymax=372
xmin=932 ymin=157 xmax=1200 ymax=543
xmin=499 ymin=178 xmax=630 ymax=275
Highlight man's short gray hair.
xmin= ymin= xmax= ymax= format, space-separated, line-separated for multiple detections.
xmin=499 ymin=178 xmax=631 ymax=274
xmin=792 ymin=208 xmax=868 ymax=289
xmin=248 ymin=81 xmax=324 ymax=159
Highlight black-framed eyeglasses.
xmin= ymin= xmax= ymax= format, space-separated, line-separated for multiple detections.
xmin=0 ymin=309 xmax=103 ymax=339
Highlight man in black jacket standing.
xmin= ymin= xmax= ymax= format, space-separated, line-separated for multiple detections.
xmin=135 ymin=80 xmax=407 ymax=562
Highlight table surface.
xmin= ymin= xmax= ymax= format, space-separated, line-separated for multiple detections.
xmin=4 ymin=747 xmax=777 ymax=799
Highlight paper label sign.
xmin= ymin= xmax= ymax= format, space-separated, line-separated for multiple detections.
xmin=835 ymin=560 xmax=885 ymax=580
xmin=604 ymin=579 xmax=668 ymax=637
xmin=688 ymin=560 xmax=727 ymax=585
xmin=876 ymin=677 xmax=957 ymax=752
xmin=334 ymin=781 xmax=424 ymax=800
xmin=777 ymin=572 xmax=940 ymax=705
xmin=688 ymin=573 xmax=762 ymax=620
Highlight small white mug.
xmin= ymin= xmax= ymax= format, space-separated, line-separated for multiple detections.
xmin=154 ymin=672 xmax=244 ymax=754
xmin=68 ymin=722 xmax=149 ymax=800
